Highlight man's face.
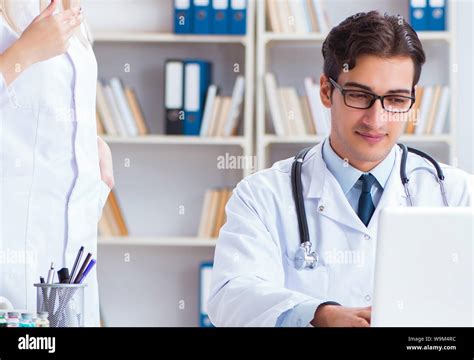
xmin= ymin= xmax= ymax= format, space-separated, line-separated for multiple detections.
xmin=320 ymin=54 xmax=415 ymax=171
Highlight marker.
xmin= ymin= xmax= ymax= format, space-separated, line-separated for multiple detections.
xmin=77 ymin=259 xmax=96 ymax=284
xmin=73 ymin=253 xmax=92 ymax=284
xmin=57 ymin=268 xmax=70 ymax=284
xmin=46 ymin=263 xmax=54 ymax=284
xmin=69 ymin=246 xmax=84 ymax=284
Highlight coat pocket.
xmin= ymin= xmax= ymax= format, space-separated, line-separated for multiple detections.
xmin=284 ymin=253 xmax=329 ymax=300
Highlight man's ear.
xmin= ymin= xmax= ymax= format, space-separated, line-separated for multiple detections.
xmin=320 ymin=74 xmax=332 ymax=108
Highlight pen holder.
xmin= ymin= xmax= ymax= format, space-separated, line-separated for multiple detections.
xmin=34 ymin=283 xmax=87 ymax=327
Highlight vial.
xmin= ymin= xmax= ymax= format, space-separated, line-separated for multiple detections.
xmin=36 ymin=312 xmax=50 ymax=327
xmin=7 ymin=311 xmax=20 ymax=327
xmin=20 ymin=312 xmax=35 ymax=327
xmin=0 ymin=311 xmax=7 ymax=327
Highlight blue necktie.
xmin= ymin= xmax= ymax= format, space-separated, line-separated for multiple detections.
xmin=357 ymin=173 xmax=376 ymax=226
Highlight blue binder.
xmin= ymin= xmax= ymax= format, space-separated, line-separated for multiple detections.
xmin=199 ymin=262 xmax=214 ymax=327
xmin=183 ymin=60 xmax=212 ymax=136
xmin=211 ymin=0 xmax=230 ymax=34
xmin=174 ymin=0 xmax=193 ymax=34
xmin=428 ymin=0 xmax=446 ymax=31
xmin=409 ymin=0 xmax=428 ymax=31
xmin=230 ymin=0 xmax=246 ymax=35
xmin=193 ymin=0 xmax=212 ymax=34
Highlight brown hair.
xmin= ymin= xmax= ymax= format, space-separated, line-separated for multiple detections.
xmin=322 ymin=11 xmax=426 ymax=88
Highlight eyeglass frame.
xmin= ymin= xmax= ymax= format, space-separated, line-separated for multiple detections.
xmin=328 ymin=77 xmax=416 ymax=113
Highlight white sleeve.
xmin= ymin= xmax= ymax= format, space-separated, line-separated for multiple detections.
xmin=0 ymin=15 xmax=17 ymax=108
xmin=207 ymin=178 xmax=320 ymax=327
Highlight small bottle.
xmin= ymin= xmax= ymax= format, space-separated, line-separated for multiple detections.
xmin=7 ymin=312 xmax=20 ymax=327
xmin=35 ymin=312 xmax=50 ymax=328
xmin=20 ymin=312 xmax=35 ymax=327
xmin=0 ymin=311 xmax=7 ymax=327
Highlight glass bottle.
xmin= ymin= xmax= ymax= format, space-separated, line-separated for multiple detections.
xmin=35 ymin=312 xmax=50 ymax=327
xmin=7 ymin=312 xmax=20 ymax=327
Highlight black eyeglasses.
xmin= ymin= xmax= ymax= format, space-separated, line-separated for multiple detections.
xmin=328 ymin=77 xmax=415 ymax=113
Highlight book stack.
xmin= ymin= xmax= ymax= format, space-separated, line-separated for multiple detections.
xmin=165 ymin=59 xmax=244 ymax=136
xmin=266 ymin=0 xmax=330 ymax=33
xmin=265 ymin=72 xmax=330 ymax=136
xmin=98 ymin=191 xmax=129 ymax=237
xmin=405 ymin=85 xmax=450 ymax=135
xmin=96 ymin=79 xmax=149 ymax=137
xmin=198 ymin=188 xmax=233 ymax=238
xmin=174 ymin=0 xmax=247 ymax=35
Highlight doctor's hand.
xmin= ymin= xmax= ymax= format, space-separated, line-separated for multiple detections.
xmin=97 ymin=137 xmax=114 ymax=190
xmin=311 ymin=305 xmax=371 ymax=327
xmin=17 ymin=0 xmax=84 ymax=66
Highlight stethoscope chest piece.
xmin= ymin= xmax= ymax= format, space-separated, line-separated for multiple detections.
xmin=294 ymin=241 xmax=318 ymax=270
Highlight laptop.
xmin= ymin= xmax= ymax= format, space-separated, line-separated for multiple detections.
xmin=371 ymin=207 xmax=474 ymax=327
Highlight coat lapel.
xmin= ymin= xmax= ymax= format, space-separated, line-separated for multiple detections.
xmin=305 ymin=142 xmax=409 ymax=236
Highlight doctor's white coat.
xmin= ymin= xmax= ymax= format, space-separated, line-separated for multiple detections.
xmin=0 ymin=4 xmax=109 ymax=326
xmin=208 ymin=141 xmax=473 ymax=327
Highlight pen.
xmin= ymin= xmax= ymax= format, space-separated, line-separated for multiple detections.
xmin=69 ymin=246 xmax=84 ymax=284
xmin=77 ymin=259 xmax=96 ymax=284
xmin=73 ymin=253 xmax=92 ymax=284
xmin=46 ymin=262 xmax=55 ymax=284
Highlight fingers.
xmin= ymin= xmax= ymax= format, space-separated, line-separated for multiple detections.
xmin=357 ymin=309 xmax=371 ymax=322
xmin=55 ymin=6 xmax=82 ymax=24
xmin=62 ymin=12 xmax=84 ymax=33
xmin=353 ymin=317 xmax=370 ymax=327
xmin=35 ymin=0 xmax=57 ymax=22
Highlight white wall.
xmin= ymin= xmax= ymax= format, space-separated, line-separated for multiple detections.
xmin=454 ymin=0 xmax=474 ymax=173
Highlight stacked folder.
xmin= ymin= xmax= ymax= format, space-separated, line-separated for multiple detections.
xmin=198 ymin=188 xmax=233 ymax=238
xmin=199 ymin=262 xmax=214 ymax=327
xmin=98 ymin=191 xmax=129 ymax=237
xmin=266 ymin=0 xmax=331 ymax=33
xmin=265 ymin=72 xmax=330 ymax=136
xmin=96 ymin=79 xmax=149 ymax=137
xmin=405 ymin=85 xmax=450 ymax=135
xmin=409 ymin=0 xmax=447 ymax=31
xmin=165 ymin=59 xmax=244 ymax=136
xmin=174 ymin=0 xmax=247 ymax=35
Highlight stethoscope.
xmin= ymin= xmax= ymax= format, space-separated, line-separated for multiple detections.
xmin=292 ymin=143 xmax=449 ymax=270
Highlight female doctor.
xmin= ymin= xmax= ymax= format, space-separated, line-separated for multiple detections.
xmin=0 ymin=0 xmax=113 ymax=326
xmin=208 ymin=11 xmax=472 ymax=327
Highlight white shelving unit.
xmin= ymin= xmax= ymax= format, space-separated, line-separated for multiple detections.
xmin=84 ymin=0 xmax=255 ymax=326
xmin=99 ymin=236 xmax=216 ymax=247
xmin=256 ymin=0 xmax=457 ymax=170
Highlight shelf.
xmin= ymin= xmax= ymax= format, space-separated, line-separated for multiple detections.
xmin=102 ymin=135 xmax=247 ymax=146
xmin=93 ymin=32 xmax=247 ymax=45
xmin=262 ymin=31 xmax=451 ymax=44
xmin=98 ymin=236 xmax=217 ymax=247
xmin=262 ymin=134 xmax=453 ymax=146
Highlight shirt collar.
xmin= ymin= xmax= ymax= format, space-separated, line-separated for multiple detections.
xmin=322 ymin=137 xmax=396 ymax=194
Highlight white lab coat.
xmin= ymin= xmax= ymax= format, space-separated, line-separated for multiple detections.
xmin=208 ymin=141 xmax=473 ymax=327
xmin=0 ymin=4 xmax=109 ymax=326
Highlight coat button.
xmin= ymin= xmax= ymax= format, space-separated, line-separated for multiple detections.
xmin=318 ymin=205 xmax=324 ymax=212
xmin=364 ymin=234 xmax=370 ymax=240
xmin=365 ymin=294 xmax=371 ymax=302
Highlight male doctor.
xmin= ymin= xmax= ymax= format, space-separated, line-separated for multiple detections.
xmin=208 ymin=11 xmax=472 ymax=327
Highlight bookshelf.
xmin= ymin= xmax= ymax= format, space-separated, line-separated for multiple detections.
xmin=256 ymin=0 xmax=457 ymax=170
xmin=98 ymin=236 xmax=217 ymax=247
xmin=84 ymin=0 xmax=256 ymax=326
